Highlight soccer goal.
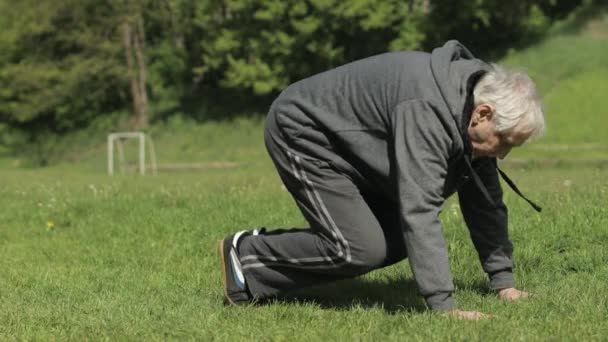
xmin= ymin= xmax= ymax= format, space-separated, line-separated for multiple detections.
xmin=107 ymin=132 xmax=157 ymax=175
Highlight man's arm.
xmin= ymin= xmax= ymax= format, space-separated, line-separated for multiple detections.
xmin=391 ymin=100 xmax=455 ymax=311
xmin=457 ymin=157 xmax=515 ymax=290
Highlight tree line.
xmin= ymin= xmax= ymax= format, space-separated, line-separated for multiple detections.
xmin=0 ymin=0 xmax=590 ymax=155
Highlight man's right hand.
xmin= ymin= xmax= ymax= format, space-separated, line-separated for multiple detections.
xmin=448 ymin=309 xmax=494 ymax=320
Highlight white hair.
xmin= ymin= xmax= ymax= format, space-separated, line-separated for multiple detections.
xmin=473 ymin=64 xmax=546 ymax=140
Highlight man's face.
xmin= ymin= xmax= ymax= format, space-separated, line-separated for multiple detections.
xmin=467 ymin=104 xmax=530 ymax=160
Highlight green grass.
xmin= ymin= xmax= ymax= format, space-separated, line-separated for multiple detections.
xmin=2 ymin=8 xmax=608 ymax=341
xmin=1 ymin=161 xmax=607 ymax=340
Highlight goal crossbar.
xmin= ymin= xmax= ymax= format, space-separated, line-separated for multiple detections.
xmin=107 ymin=132 xmax=157 ymax=175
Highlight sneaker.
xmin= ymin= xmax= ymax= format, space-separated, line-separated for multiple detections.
xmin=217 ymin=229 xmax=264 ymax=305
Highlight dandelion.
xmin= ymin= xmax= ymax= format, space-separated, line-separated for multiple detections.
xmin=47 ymin=221 xmax=55 ymax=230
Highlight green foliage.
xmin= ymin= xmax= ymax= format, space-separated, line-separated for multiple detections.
xmin=0 ymin=0 xmax=603 ymax=164
xmin=0 ymin=0 xmax=127 ymax=132
xmin=423 ymin=0 xmax=556 ymax=56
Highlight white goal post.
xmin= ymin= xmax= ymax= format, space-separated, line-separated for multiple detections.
xmin=107 ymin=132 xmax=157 ymax=175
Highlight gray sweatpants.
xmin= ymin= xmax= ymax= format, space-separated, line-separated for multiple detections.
xmin=239 ymin=113 xmax=408 ymax=299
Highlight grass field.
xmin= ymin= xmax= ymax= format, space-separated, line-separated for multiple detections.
xmin=1 ymin=9 xmax=608 ymax=342
xmin=1 ymin=152 xmax=607 ymax=340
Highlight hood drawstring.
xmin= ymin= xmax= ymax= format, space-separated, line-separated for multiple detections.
xmin=463 ymin=154 xmax=496 ymax=207
xmin=496 ymin=167 xmax=542 ymax=212
xmin=463 ymin=154 xmax=542 ymax=213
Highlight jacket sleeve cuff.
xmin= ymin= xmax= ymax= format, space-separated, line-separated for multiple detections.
xmin=489 ymin=269 xmax=514 ymax=289
xmin=425 ymin=292 xmax=455 ymax=311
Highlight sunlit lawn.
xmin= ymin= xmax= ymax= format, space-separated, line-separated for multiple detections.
xmin=2 ymin=10 xmax=608 ymax=341
xmin=1 ymin=149 xmax=607 ymax=339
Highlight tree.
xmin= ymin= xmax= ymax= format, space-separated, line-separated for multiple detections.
xmin=0 ymin=0 xmax=593 ymax=165
xmin=120 ymin=1 xmax=150 ymax=129
xmin=189 ymin=0 xmax=425 ymax=96
xmin=0 ymin=0 xmax=128 ymax=133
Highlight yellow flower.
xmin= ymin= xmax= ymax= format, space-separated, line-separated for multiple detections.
xmin=47 ymin=221 xmax=55 ymax=229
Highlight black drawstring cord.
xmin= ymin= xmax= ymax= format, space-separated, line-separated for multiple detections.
xmin=464 ymin=154 xmax=543 ymax=213
xmin=464 ymin=155 xmax=497 ymax=208
xmin=496 ymin=167 xmax=542 ymax=213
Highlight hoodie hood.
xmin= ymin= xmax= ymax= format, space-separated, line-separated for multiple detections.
xmin=430 ymin=40 xmax=542 ymax=213
xmin=430 ymin=40 xmax=490 ymax=140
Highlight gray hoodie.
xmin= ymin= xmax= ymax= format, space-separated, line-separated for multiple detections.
xmin=270 ymin=40 xmax=514 ymax=311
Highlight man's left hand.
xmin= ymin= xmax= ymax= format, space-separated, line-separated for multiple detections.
xmin=498 ymin=287 xmax=529 ymax=301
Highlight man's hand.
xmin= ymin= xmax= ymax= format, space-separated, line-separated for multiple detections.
xmin=447 ymin=309 xmax=494 ymax=320
xmin=498 ymin=287 xmax=529 ymax=301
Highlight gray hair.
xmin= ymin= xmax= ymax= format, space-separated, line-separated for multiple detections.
xmin=473 ymin=64 xmax=546 ymax=140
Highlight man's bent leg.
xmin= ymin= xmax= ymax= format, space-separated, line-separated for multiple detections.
xmin=238 ymin=137 xmax=395 ymax=300
xmin=364 ymin=192 xmax=408 ymax=268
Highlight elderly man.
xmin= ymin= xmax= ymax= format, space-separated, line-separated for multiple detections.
xmin=218 ymin=40 xmax=545 ymax=319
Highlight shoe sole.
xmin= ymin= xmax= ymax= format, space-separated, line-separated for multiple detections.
xmin=217 ymin=239 xmax=238 ymax=306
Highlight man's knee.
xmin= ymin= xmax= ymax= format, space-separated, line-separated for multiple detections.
xmin=331 ymin=246 xmax=389 ymax=277
xmin=336 ymin=241 xmax=409 ymax=276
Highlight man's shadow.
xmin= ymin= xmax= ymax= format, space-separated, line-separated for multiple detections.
xmin=268 ymin=276 xmax=427 ymax=314
xmin=265 ymin=277 xmax=492 ymax=314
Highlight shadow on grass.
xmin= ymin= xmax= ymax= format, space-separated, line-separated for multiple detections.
xmin=454 ymin=279 xmax=494 ymax=297
xmin=256 ymin=276 xmax=501 ymax=313
xmin=266 ymin=276 xmax=427 ymax=314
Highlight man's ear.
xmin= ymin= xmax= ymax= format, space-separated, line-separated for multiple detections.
xmin=476 ymin=103 xmax=494 ymax=122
